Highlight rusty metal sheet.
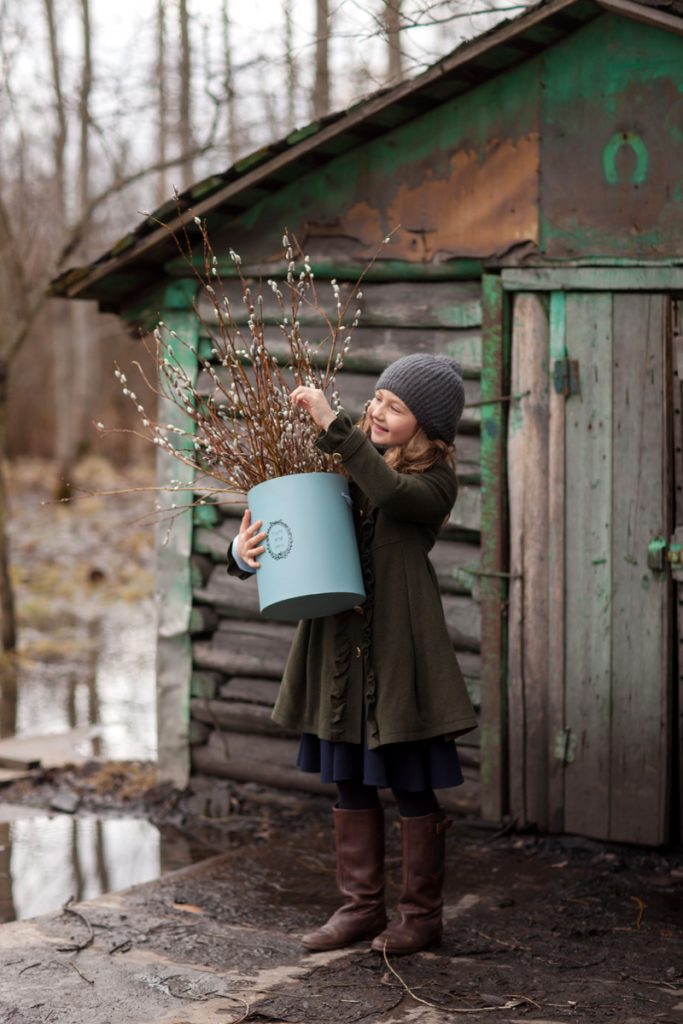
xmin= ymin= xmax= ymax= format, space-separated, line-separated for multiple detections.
xmin=217 ymin=61 xmax=542 ymax=267
xmin=540 ymin=13 xmax=683 ymax=259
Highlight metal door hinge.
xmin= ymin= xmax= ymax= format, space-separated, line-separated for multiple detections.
xmin=554 ymin=728 xmax=577 ymax=765
xmin=552 ymin=358 xmax=580 ymax=398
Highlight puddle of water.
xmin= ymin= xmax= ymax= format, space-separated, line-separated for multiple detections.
xmin=0 ymin=812 xmax=208 ymax=924
xmin=7 ymin=599 xmax=157 ymax=761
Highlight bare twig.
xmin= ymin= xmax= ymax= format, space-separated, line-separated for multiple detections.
xmin=630 ymin=895 xmax=645 ymax=930
xmin=18 ymin=962 xmax=42 ymax=975
xmin=216 ymin=997 xmax=251 ymax=1022
xmin=56 ymin=896 xmax=95 ymax=953
xmin=68 ymin=960 xmax=95 ymax=985
xmin=381 ymin=941 xmax=539 ymax=1014
xmin=109 ymin=218 xmax=383 ymax=496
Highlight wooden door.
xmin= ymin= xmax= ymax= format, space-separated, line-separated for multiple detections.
xmin=508 ymin=289 xmax=672 ymax=845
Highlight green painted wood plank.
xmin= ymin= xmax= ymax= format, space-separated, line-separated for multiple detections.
xmin=478 ymin=272 xmax=509 ymax=822
xmin=546 ymin=290 xmax=567 ymax=833
xmin=563 ymin=292 xmax=613 ymax=840
xmin=507 ymin=292 xmax=551 ymax=830
xmin=502 ymin=267 xmax=683 ymax=291
xmin=609 ymin=293 xmax=670 ymax=845
xmin=165 ymin=257 xmax=484 ymax=283
xmin=196 ymin=280 xmax=481 ymax=331
xmin=198 ymin=326 xmax=482 ymax=378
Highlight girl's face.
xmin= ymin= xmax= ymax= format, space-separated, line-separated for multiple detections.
xmin=367 ymin=389 xmax=419 ymax=447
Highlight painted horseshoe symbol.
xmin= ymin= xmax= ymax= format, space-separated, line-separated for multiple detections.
xmin=603 ymin=132 xmax=649 ymax=186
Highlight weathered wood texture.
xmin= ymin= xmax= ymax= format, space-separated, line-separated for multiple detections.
xmin=478 ymin=272 xmax=509 ymax=822
xmin=546 ymin=292 xmax=566 ymax=833
xmin=198 ymin=279 xmax=481 ymax=331
xmin=192 ymin=732 xmax=480 ymax=813
xmin=507 ymin=292 xmax=550 ymax=830
xmin=563 ymin=293 xmax=614 ymax=838
xmin=606 ymin=293 xmax=670 ymax=845
xmin=673 ymin=298 xmax=683 ymax=846
xmin=195 ymin=368 xmax=482 ymax=429
xmin=156 ymin=282 xmax=200 ymax=789
xmin=200 ymin=326 xmax=482 ymax=377
xmin=506 ymin=283 xmax=672 ymax=845
xmin=189 ymin=277 xmax=487 ymax=812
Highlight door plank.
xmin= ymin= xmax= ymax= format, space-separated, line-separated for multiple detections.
xmin=563 ymin=293 xmax=613 ymax=839
xmin=507 ymin=292 xmax=550 ymax=829
xmin=609 ymin=294 xmax=670 ymax=845
xmin=547 ymin=292 xmax=567 ymax=834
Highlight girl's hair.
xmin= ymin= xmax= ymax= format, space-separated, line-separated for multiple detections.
xmin=358 ymin=408 xmax=456 ymax=474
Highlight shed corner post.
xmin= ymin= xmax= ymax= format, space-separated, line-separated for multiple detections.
xmin=155 ymin=278 xmax=200 ymax=790
xmin=478 ymin=271 xmax=509 ymax=822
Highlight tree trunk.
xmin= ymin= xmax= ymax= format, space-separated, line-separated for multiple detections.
xmin=43 ymin=0 xmax=67 ymax=226
xmin=385 ymin=0 xmax=403 ymax=86
xmin=157 ymin=0 xmax=168 ymax=203
xmin=73 ymin=0 xmax=95 ymax=460
xmin=222 ymin=0 xmax=239 ymax=162
xmin=313 ymin=0 xmax=329 ymax=119
xmin=0 ymin=359 xmax=16 ymax=652
xmin=179 ymin=0 xmax=194 ymax=184
xmin=284 ymin=0 xmax=297 ymax=132
xmin=44 ymin=0 xmax=75 ymax=496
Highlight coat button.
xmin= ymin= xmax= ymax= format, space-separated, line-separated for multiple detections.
xmin=332 ymin=452 xmax=343 ymax=464
xmin=353 ymin=605 xmax=364 ymax=615
xmin=355 ymin=646 xmax=362 ymax=658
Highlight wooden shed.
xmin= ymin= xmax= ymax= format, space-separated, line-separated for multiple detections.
xmin=52 ymin=0 xmax=683 ymax=846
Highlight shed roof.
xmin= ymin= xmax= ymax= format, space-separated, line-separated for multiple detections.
xmin=50 ymin=0 xmax=683 ymax=309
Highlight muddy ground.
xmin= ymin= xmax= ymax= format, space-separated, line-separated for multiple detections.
xmin=0 ymin=762 xmax=682 ymax=1023
xmin=2 ymin=462 xmax=683 ymax=1021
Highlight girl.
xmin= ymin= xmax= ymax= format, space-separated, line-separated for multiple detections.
xmin=229 ymin=353 xmax=477 ymax=955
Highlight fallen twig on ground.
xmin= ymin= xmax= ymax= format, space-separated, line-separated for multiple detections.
xmin=381 ymin=943 xmax=539 ymax=1014
xmin=630 ymin=895 xmax=646 ymax=929
xmin=216 ymin=996 xmax=251 ymax=1022
xmin=68 ymin=960 xmax=94 ymax=985
xmin=56 ymin=897 xmax=94 ymax=953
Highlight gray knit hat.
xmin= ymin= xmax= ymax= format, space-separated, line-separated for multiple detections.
xmin=375 ymin=354 xmax=465 ymax=444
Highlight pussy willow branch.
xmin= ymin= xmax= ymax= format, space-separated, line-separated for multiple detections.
xmin=110 ymin=214 xmax=391 ymax=499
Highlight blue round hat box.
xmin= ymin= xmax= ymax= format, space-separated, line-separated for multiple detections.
xmin=248 ymin=472 xmax=365 ymax=621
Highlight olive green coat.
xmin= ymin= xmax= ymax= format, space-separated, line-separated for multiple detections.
xmin=264 ymin=412 xmax=477 ymax=749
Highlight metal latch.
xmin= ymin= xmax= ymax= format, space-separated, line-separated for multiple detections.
xmin=554 ymin=729 xmax=577 ymax=765
xmin=667 ymin=527 xmax=683 ymax=576
xmin=648 ymin=531 xmax=683 ymax=575
xmin=552 ymin=358 xmax=580 ymax=398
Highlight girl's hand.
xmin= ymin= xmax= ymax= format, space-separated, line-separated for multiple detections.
xmin=235 ymin=509 xmax=266 ymax=569
xmin=290 ymin=386 xmax=336 ymax=431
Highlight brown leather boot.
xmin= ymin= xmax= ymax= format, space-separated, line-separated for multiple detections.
xmin=371 ymin=811 xmax=450 ymax=955
xmin=301 ymin=806 xmax=387 ymax=951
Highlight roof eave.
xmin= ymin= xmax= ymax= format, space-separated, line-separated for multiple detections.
xmin=52 ymin=0 xmax=683 ymax=307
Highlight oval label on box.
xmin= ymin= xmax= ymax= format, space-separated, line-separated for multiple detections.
xmin=265 ymin=519 xmax=293 ymax=560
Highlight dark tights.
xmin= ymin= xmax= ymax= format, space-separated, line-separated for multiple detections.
xmin=336 ymin=780 xmax=440 ymax=818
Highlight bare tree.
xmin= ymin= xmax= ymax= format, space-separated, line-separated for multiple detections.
xmin=284 ymin=0 xmax=298 ymax=132
xmin=179 ymin=0 xmax=194 ymax=184
xmin=221 ymin=0 xmax=240 ymax=162
xmin=385 ymin=0 xmax=403 ymax=85
xmin=44 ymin=0 xmax=76 ymax=497
xmin=313 ymin=0 xmax=330 ymax=119
xmin=72 ymin=0 xmax=97 ymax=459
xmin=43 ymin=0 xmax=67 ymax=228
xmin=157 ymin=0 xmax=168 ymax=203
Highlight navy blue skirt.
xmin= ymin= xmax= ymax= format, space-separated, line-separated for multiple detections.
xmin=297 ymin=726 xmax=464 ymax=791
